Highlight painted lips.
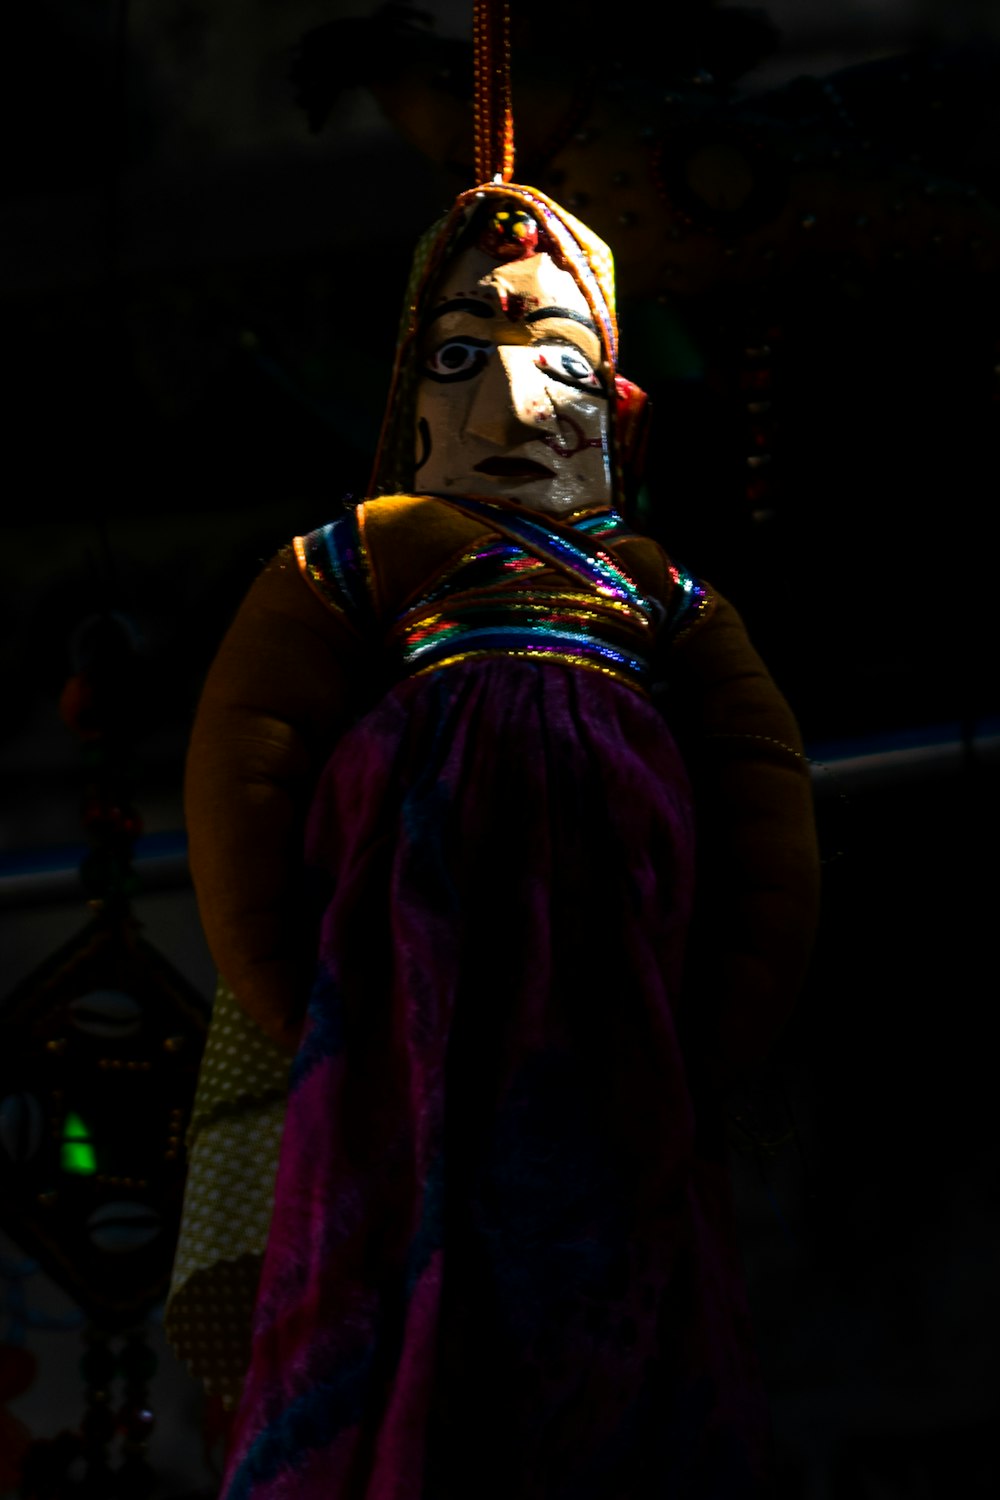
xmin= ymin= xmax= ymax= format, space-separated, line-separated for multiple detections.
xmin=473 ymin=457 xmax=554 ymax=479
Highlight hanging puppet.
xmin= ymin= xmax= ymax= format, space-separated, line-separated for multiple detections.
xmin=166 ymin=4 xmax=820 ymax=1495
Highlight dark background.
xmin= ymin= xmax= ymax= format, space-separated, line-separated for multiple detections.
xmin=1 ymin=2 xmax=998 ymax=1496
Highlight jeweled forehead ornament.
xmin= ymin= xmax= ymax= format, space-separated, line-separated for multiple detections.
xmin=479 ymin=204 xmax=540 ymax=259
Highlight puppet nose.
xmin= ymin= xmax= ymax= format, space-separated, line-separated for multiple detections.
xmin=463 ymin=347 xmax=555 ymax=444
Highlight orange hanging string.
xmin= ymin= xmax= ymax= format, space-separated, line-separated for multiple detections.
xmin=473 ymin=0 xmax=515 ymax=184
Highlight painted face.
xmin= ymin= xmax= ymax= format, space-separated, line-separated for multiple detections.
xmin=414 ymin=246 xmax=612 ymax=515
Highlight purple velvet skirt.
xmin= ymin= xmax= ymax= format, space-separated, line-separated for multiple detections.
xmin=219 ymin=660 xmax=774 ymax=1499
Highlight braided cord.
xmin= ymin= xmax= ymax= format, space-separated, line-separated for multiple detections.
xmin=473 ymin=0 xmax=515 ymax=183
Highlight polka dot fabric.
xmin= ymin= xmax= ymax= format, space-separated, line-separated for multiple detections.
xmin=165 ymin=977 xmax=291 ymax=1408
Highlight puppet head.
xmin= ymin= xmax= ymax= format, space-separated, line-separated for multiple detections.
xmin=370 ymin=182 xmax=648 ymax=516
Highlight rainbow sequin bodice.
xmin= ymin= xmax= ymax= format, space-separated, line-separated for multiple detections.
xmin=296 ymin=501 xmax=710 ymax=694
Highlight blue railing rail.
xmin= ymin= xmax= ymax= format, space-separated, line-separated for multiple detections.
xmin=0 ymin=830 xmax=190 ymax=910
xmin=806 ymin=718 xmax=1000 ymax=796
xmin=1 ymin=720 xmax=997 ymax=907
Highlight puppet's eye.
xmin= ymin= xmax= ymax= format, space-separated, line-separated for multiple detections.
xmin=424 ymin=338 xmax=493 ymax=382
xmin=535 ymin=346 xmax=605 ymax=394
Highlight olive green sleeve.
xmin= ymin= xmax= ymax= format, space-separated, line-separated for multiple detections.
xmin=663 ymin=591 xmax=821 ymax=1098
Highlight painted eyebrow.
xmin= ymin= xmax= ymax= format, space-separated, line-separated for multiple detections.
xmin=423 ymin=299 xmax=598 ymax=334
xmin=524 ymin=306 xmax=597 ymax=333
xmin=424 ymin=298 xmax=495 ymax=325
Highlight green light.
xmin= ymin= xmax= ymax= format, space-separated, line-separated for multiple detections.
xmin=61 ymin=1111 xmax=97 ymax=1175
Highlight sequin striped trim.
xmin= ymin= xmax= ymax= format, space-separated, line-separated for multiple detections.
xmin=415 ymin=538 xmax=546 ymax=608
xmin=415 ymin=509 xmax=629 ymax=608
xmin=433 ymin=496 xmax=655 ymax=624
xmin=412 ymin=647 xmax=648 ymax=693
xmin=387 ymin=501 xmax=656 ymax=689
xmin=574 ymin=510 xmax=631 ymax=538
xmin=406 ymin=509 xmax=631 ymax=613
xmin=396 ymin=581 xmax=653 ymax=689
xmin=407 ymin=625 xmax=646 ymax=674
xmin=294 ymin=512 xmax=374 ymax=631
xmin=399 ymin=591 xmax=646 ymax=643
xmin=663 ymin=565 xmax=716 ymax=642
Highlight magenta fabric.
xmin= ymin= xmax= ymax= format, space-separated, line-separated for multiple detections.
xmin=219 ymin=659 xmax=775 ymax=1500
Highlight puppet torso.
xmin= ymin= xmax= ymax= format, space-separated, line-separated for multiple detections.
xmin=295 ymin=493 xmax=713 ymax=696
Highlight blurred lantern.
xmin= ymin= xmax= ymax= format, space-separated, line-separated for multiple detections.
xmin=1 ymin=587 xmax=208 ymax=1498
xmin=0 ymin=913 xmax=207 ymax=1327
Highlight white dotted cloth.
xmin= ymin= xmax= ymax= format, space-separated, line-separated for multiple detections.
xmin=165 ymin=977 xmax=291 ymax=1408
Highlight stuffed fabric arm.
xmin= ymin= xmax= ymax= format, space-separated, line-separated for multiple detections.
xmin=665 ymin=593 xmax=821 ymax=1098
xmin=185 ymin=548 xmax=364 ymax=1052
